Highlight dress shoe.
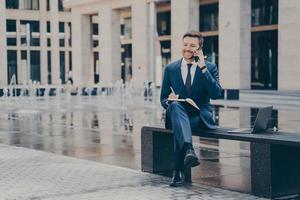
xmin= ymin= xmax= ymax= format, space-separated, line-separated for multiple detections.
xmin=169 ymin=170 xmax=185 ymax=187
xmin=184 ymin=149 xmax=200 ymax=168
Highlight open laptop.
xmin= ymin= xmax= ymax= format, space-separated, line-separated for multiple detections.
xmin=227 ymin=106 xmax=273 ymax=134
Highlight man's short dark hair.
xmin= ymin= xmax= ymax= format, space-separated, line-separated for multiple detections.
xmin=182 ymin=31 xmax=204 ymax=48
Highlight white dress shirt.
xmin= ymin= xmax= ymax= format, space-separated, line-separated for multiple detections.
xmin=181 ymin=58 xmax=197 ymax=85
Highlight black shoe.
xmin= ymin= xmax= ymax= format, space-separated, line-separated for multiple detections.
xmin=184 ymin=149 xmax=200 ymax=168
xmin=169 ymin=170 xmax=185 ymax=187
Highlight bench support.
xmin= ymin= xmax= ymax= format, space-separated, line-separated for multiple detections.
xmin=142 ymin=127 xmax=300 ymax=198
xmin=251 ymin=143 xmax=300 ymax=198
xmin=141 ymin=129 xmax=192 ymax=182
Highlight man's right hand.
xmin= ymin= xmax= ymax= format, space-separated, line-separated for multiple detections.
xmin=168 ymin=92 xmax=179 ymax=101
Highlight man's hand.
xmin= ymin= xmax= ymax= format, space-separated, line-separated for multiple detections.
xmin=168 ymin=91 xmax=179 ymax=101
xmin=193 ymin=49 xmax=206 ymax=68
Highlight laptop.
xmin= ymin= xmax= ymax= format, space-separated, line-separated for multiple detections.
xmin=227 ymin=106 xmax=273 ymax=134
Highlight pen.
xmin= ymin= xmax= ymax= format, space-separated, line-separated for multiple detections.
xmin=170 ymin=87 xmax=175 ymax=94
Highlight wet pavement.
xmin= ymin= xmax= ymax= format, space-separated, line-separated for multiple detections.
xmin=0 ymin=92 xmax=300 ymax=198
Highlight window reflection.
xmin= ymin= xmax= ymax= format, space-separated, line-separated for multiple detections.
xmin=200 ymin=3 xmax=218 ymax=32
xmin=6 ymin=19 xmax=16 ymax=32
xmin=7 ymin=50 xmax=18 ymax=85
xmin=157 ymin=11 xmax=171 ymax=36
xmin=203 ymin=36 xmax=218 ymax=66
xmin=60 ymin=51 xmax=65 ymax=84
xmin=30 ymin=51 xmax=41 ymax=82
xmin=251 ymin=31 xmax=277 ymax=89
xmin=252 ymin=0 xmax=278 ymax=26
xmin=120 ymin=17 xmax=132 ymax=39
xmin=160 ymin=40 xmax=171 ymax=67
xmin=121 ymin=44 xmax=132 ymax=82
xmin=6 ymin=0 xmax=19 ymax=9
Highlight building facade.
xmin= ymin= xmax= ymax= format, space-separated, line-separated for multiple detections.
xmin=1 ymin=0 xmax=300 ymax=90
xmin=1 ymin=0 xmax=72 ymax=87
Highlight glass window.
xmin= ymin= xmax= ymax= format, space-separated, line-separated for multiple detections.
xmin=121 ymin=44 xmax=132 ymax=82
xmin=21 ymin=37 xmax=40 ymax=46
xmin=59 ymin=39 xmax=65 ymax=47
xmin=160 ymin=40 xmax=171 ymax=73
xmin=58 ymin=0 xmax=63 ymax=11
xmin=6 ymin=0 xmax=19 ymax=9
xmin=59 ymin=22 xmax=64 ymax=33
xmin=121 ymin=17 xmax=132 ymax=39
xmin=252 ymin=0 xmax=278 ymax=26
xmin=60 ymin=51 xmax=65 ymax=84
xmin=6 ymin=19 xmax=16 ymax=32
xmin=23 ymin=0 xmax=40 ymax=10
xmin=46 ymin=0 xmax=50 ymax=11
xmin=7 ymin=50 xmax=18 ymax=84
xmin=21 ymin=51 xmax=27 ymax=60
xmin=7 ymin=38 xmax=17 ymax=46
xmin=47 ymin=38 xmax=51 ymax=47
xmin=68 ymin=22 xmax=72 ymax=34
xmin=93 ymin=23 xmax=98 ymax=35
xmin=203 ymin=36 xmax=219 ymax=66
xmin=68 ymin=22 xmax=72 ymax=46
xmin=68 ymin=38 xmax=72 ymax=47
xmin=47 ymin=51 xmax=51 ymax=84
xmin=157 ymin=11 xmax=171 ymax=36
xmin=69 ymin=52 xmax=72 ymax=71
xmin=94 ymin=52 xmax=99 ymax=83
xmin=251 ymin=31 xmax=278 ymax=89
xmin=20 ymin=20 xmax=40 ymax=32
xmin=120 ymin=24 xmax=125 ymax=36
xmin=93 ymin=40 xmax=99 ymax=48
xmin=200 ymin=3 xmax=219 ymax=32
xmin=21 ymin=37 xmax=26 ymax=46
xmin=47 ymin=21 xmax=51 ymax=32
xmin=30 ymin=51 xmax=41 ymax=82
xmin=31 ymin=38 xmax=40 ymax=46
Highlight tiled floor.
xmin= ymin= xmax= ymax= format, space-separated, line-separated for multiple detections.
xmin=0 ymin=144 xmax=266 ymax=200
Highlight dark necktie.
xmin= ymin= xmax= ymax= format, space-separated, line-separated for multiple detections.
xmin=185 ymin=64 xmax=192 ymax=96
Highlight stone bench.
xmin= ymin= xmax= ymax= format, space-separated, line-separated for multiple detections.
xmin=141 ymin=126 xmax=300 ymax=198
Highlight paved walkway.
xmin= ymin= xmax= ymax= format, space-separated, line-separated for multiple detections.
xmin=0 ymin=144 xmax=266 ymax=200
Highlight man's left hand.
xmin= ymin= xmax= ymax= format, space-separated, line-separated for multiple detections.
xmin=193 ymin=50 xmax=206 ymax=68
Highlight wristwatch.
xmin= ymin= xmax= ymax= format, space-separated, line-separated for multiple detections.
xmin=200 ymin=65 xmax=207 ymax=70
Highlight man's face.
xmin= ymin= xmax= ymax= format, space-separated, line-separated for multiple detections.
xmin=182 ymin=36 xmax=201 ymax=61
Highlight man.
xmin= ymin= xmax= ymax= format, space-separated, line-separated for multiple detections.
xmin=160 ymin=31 xmax=222 ymax=187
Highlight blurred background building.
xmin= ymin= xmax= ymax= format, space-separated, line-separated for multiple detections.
xmin=1 ymin=0 xmax=299 ymax=91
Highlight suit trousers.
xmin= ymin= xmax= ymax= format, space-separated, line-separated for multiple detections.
xmin=166 ymin=101 xmax=207 ymax=171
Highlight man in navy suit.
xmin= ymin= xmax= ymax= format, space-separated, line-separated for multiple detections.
xmin=160 ymin=31 xmax=222 ymax=187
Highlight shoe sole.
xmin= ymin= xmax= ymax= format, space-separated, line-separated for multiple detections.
xmin=170 ymin=182 xmax=185 ymax=187
xmin=184 ymin=155 xmax=200 ymax=168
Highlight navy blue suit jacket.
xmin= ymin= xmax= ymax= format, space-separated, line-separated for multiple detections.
xmin=160 ymin=58 xmax=222 ymax=129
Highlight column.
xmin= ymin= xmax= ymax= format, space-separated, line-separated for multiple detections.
xmin=132 ymin=0 xmax=149 ymax=87
xmin=72 ymin=11 xmax=93 ymax=86
xmin=98 ymin=5 xmax=121 ymax=88
xmin=64 ymin=22 xmax=70 ymax=76
xmin=50 ymin=0 xmax=60 ymax=85
xmin=171 ymin=0 xmax=199 ymax=61
xmin=0 ymin=2 xmax=7 ymax=86
xmin=278 ymin=1 xmax=300 ymax=90
xmin=40 ymin=0 xmax=48 ymax=85
xmin=219 ymin=0 xmax=251 ymax=89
